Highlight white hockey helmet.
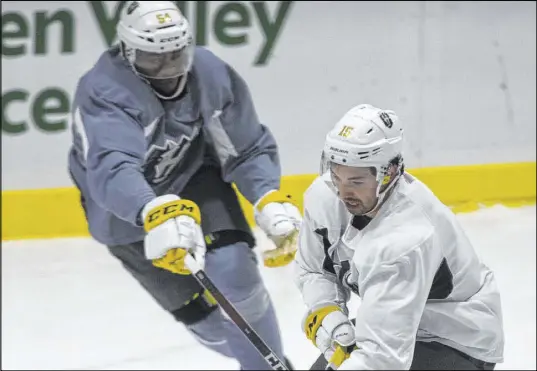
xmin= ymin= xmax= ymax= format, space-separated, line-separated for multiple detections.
xmin=321 ymin=104 xmax=404 ymax=191
xmin=116 ymin=1 xmax=194 ymax=98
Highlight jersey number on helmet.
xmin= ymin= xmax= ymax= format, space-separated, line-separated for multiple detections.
xmin=156 ymin=13 xmax=172 ymax=24
xmin=338 ymin=125 xmax=354 ymax=138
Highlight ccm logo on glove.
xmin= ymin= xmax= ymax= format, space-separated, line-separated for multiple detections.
xmin=144 ymin=199 xmax=201 ymax=231
xmin=142 ymin=195 xmax=205 ymax=275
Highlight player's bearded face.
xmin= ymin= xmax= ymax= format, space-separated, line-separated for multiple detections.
xmin=330 ymin=163 xmax=379 ymax=215
xmin=133 ymin=45 xmax=194 ymax=95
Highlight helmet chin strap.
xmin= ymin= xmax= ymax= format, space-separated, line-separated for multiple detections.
xmin=362 ymin=171 xmax=402 ymax=217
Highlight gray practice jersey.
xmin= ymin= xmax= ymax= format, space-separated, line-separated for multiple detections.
xmin=294 ymin=172 xmax=505 ymax=369
xmin=68 ymin=45 xmax=280 ymax=246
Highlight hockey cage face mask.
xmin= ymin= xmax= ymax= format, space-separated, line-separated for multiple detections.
xmin=133 ymin=43 xmax=194 ymax=80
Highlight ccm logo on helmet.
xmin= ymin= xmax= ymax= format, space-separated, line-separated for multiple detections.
xmin=160 ymin=36 xmax=180 ymax=43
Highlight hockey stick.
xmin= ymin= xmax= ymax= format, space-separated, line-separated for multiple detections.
xmin=308 ymin=352 xmax=329 ymax=370
xmin=309 ymin=345 xmax=355 ymax=371
xmin=183 ymin=253 xmax=289 ymax=371
xmin=325 ymin=345 xmax=355 ymax=370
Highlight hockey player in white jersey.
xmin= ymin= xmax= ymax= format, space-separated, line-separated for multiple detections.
xmin=294 ymin=104 xmax=504 ymax=370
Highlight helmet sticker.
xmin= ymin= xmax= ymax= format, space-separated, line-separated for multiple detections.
xmin=156 ymin=13 xmax=173 ymax=25
xmin=379 ymin=111 xmax=393 ymax=128
xmin=338 ymin=125 xmax=354 ymax=138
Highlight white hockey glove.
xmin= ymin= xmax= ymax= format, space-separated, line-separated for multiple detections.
xmin=141 ymin=194 xmax=205 ymax=275
xmin=303 ymin=304 xmax=357 ymax=368
xmin=254 ymin=189 xmax=302 ymax=267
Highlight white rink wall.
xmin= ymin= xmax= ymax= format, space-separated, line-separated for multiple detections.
xmin=2 ymin=1 xmax=536 ymax=190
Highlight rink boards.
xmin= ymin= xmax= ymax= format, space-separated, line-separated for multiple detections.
xmin=2 ymin=161 xmax=535 ymax=241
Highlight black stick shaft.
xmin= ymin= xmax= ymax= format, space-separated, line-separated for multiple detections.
xmin=185 ymin=254 xmax=288 ymax=371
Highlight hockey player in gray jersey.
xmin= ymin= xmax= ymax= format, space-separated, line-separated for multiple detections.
xmin=67 ymin=1 xmax=300 ymax=369
xmin=294 ymin=104 xmax=504 ymax=370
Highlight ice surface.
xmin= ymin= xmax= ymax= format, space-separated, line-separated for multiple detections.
xmin=2 ymin=205 xmax=535 ymax=370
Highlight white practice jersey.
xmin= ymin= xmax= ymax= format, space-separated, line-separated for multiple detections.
xmin=294 ymin=172 xmax=504 ymax=369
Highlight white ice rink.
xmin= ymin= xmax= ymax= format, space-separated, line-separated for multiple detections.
xmin=2 ymin=205 xmax=536 ymax=370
